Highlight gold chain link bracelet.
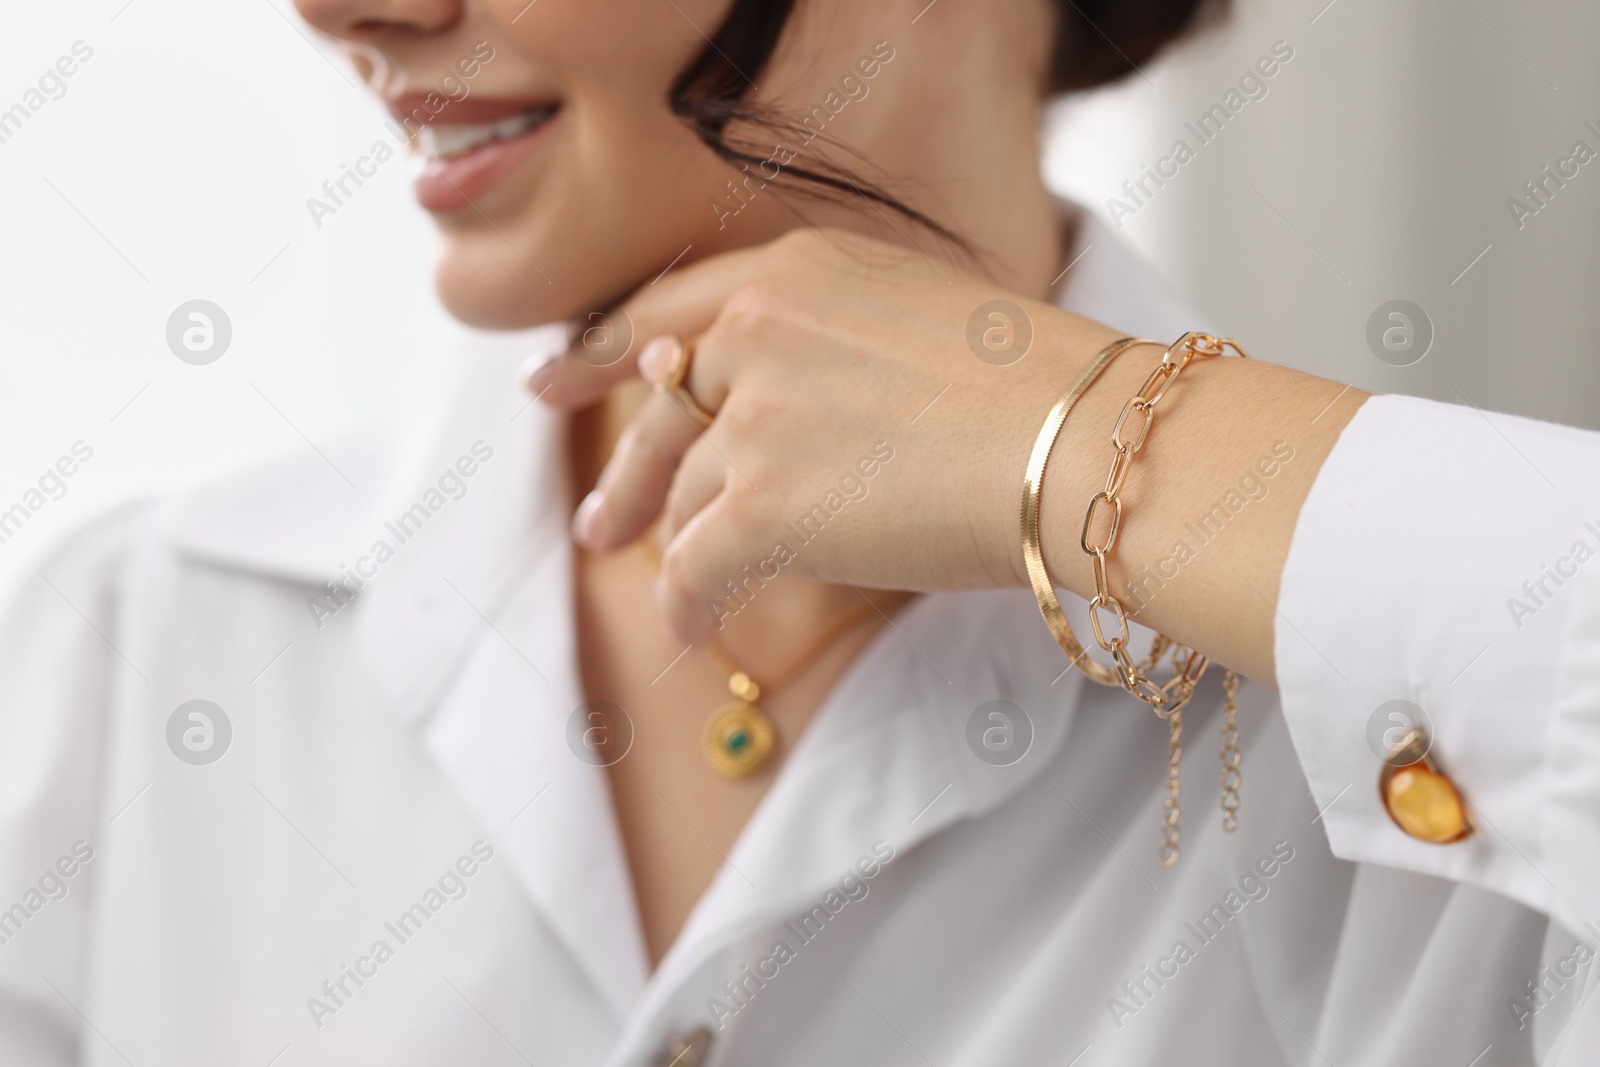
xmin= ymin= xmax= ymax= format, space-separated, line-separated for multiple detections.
xmin=1023 ymin=332 xmax=1248 ymax=867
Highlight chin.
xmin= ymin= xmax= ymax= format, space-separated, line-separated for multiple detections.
xmin=431 ymin=231 xmax=585 ymax=330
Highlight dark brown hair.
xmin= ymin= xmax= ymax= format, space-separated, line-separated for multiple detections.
xmin=668 ymin=0 xmax=1224 ymax=249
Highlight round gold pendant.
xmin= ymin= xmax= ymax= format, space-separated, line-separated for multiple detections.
xmin=701 ymin=700 xmax=776 ymax=779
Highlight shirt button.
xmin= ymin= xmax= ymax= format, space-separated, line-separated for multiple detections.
xmin=660 ymin=1025 xmax=713 ymax=1067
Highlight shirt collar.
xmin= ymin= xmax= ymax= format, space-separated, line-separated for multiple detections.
xmin=164 ymin=325 xmax=570 ymax=721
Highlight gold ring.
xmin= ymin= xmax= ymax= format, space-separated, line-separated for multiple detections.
xmin=661 ymin=336 xmax=716 ymax=427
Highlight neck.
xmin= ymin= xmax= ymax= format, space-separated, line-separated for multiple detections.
xmin=718 ymin=0 xmax=1066 ymax=300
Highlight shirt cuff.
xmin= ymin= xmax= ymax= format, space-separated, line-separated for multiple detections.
xmin=1276 ymin=392 xmax=1600 ymax=939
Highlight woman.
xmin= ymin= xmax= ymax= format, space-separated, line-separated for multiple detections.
xmin=2 ymin=0 xmax=1596 ymax=1064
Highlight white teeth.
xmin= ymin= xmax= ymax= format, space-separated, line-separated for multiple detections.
xmin=417 ymin=107 xmax=555 ymax=160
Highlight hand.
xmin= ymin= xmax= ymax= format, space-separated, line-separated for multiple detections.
xmin=529 ymin=228 xmax=1122 ymax=643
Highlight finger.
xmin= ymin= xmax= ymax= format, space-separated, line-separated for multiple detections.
xmin=635 ymin=333 xmax=734 ymax=421
xmin=655 ymin=490 xmax=765 ymax=645
xmin=527 ymin=244 xmax=765 ymax=410
xmin=571 ymin=387 xmax=703 ymax=551
xmin=659 ymin=434 xmax=730 ymax=547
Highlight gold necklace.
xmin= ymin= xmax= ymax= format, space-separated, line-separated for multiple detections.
xmin=637 ymin=539 xmax=891 ymax=778
xmin=697 ymin=601 xmax=887 ymax=777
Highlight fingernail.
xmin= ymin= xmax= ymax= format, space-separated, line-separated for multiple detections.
xmin=572 ymin=490 xmax=605 ymax=547
xmin=524 ymin=357 xmax=558 ymax=396
xmin=637 ymin=336 xmax=676 ymax=385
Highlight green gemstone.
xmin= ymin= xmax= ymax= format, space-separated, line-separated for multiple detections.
xmin=726 ymin=729 xmax=749 ymax=753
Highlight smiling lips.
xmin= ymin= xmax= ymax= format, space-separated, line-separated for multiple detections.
xmin=389 ymin=95 xmax=560 ymax=214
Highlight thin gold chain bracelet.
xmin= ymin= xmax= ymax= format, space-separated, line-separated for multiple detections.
xmin=1024 ymin=331 xmax=1249 ymax=867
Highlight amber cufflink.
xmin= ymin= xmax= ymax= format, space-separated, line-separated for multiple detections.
xmin=1378 ymin=728 xmax=1473 ymax=844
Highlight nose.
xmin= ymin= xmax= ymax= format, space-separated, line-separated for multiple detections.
xmin=293 ymin=0 xmax=462 ymax=39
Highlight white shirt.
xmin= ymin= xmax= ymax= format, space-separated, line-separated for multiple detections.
xmin=2 ymin=210 xmax=1598 ymax=1067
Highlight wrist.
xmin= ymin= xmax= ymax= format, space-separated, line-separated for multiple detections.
xmin=1034 ymin=337 xmax=1367 ymax=683
xmin=995 ymin=319 xmax=1132 ymax=589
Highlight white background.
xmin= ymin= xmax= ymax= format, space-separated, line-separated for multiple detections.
xmin=2 ymin=0 xmax=1596 ymax=598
